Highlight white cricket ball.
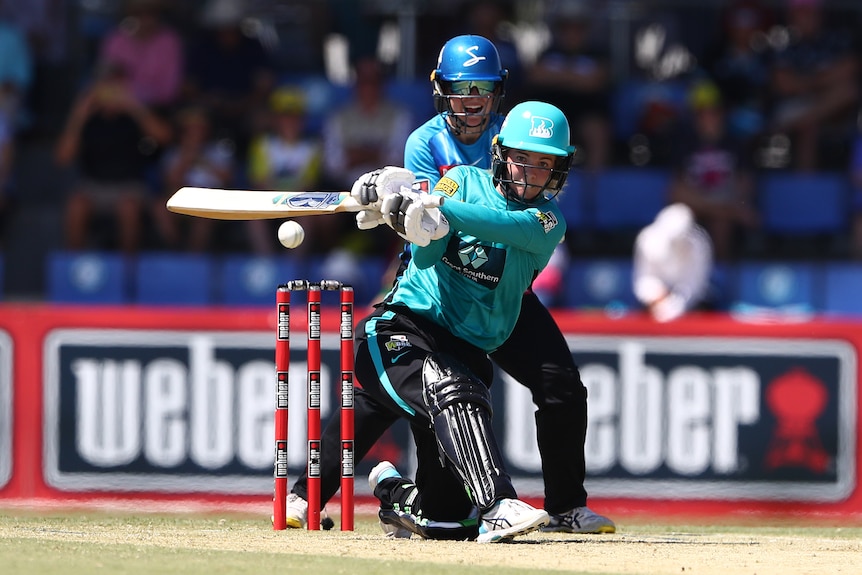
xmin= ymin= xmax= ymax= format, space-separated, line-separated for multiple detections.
xmin=277 ymin=220 xmax=305 ymax=249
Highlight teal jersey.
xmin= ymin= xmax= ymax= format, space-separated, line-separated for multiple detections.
xmin=387 ymin=165 xmax=566 ymax=351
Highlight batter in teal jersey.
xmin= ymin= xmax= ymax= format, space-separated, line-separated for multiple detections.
xmin=339 ymin=100 xmax=573 ymax=543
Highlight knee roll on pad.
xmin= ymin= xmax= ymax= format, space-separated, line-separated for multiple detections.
xmin=421 ymin=353 xmax=505 ymax=509
xmin=422 ymin=353 xmax=492 ymax=416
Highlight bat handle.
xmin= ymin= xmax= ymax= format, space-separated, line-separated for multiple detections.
xmin=421 ymin=195 xmax=444 ymax=208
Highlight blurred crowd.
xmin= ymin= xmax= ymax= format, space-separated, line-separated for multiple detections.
xmin=1 ymin=0 xmax=862 ymax=293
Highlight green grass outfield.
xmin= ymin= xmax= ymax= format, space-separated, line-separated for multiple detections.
xmin=2 ymin=511 xmax=861 ymax=575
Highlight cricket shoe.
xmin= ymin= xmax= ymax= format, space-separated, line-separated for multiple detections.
xmin=541 ymin=506 xmax=616 ymax=534
xmin=368 ymin=461 xmax=412 ymax=539
xmin=284 ymin=493 xmax=308 ymax=529
xmin=476 ymin=498 xmax=549 ymax=543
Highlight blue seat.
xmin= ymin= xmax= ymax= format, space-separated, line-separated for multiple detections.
xmin=386 ymin=79 xmax=436 ymax=129
xmin=47 ymin=251 xmax=130 ymax=304
xmin=705 ymin=262 xmax=735 ymax=311
xmin=305 ymin=253 xmax=389 ymax=306
xmin=733 ymin=261 xmax=821 ymax=310
xmin=556 ymin=171 xmax=590 ymax=229
xmin=822 ymin=263 xmax=862 ymax=317
xmin=134 ymin=253 xmax=214 ymax=306
xmin=564 ymin=258 xmax=637 ymax=310
xmin=219 ymin=256 xmax=305 ymax=307
xmin=759 ymin=173 xmax=849 ymax=235
xmin=592 ymin=169 xmax=668 ymax=231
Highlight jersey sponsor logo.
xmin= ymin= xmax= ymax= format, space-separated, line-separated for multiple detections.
xmin=434 ymin=177 xmax=459 ymax=197
xmin=441 ymin=237 xmax=506 ymax=289
xmin=535 ymin=211 xmax=559 ymax=233
xmin=529 ymin=116 xmax=554 ymax=139
xmin=463 ymin=45 xmax=487 ymax=67
xmin=384 ymin=335 xmax=411 ymax=352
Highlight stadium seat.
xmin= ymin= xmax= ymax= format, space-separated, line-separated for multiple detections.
xmin=564 ymin=258 xmax=638 ymax=310
xmin=556 ymin=171 xmax=590 ymax=229
xmin=219 ymin=256 xmax=305 ymax=307
xmin=134 ymin=253 xmax=215 ymax=306
xmin=305 ymin=252 xmax=389 ymax=306
xmin=732 ymin=261 xmax=821 ymax=311
xmin=47 ymin=251 xmax=130 ymax=304
xmin=705 ymin=262 xmax=735 ymax=311
xmin=386 ymin=79 xmax=436 ymax=129
xmin=822 ymin=262 xmax=862 ymax=317
xmin=758 ymin=172 xmax=850 ymax=235
xmin=592 ymin=169 xmax=669 ymax=231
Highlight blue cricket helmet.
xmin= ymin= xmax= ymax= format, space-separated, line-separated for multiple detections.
xmin=431 ymin=35 xmax=508 ymax=136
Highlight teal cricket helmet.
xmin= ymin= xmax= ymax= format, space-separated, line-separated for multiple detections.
xmin=492 ymin=101 xmax=576 ymax=205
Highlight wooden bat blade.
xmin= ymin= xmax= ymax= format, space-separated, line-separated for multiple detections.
xmin=166 ymin=187 xmax=362 ymax=220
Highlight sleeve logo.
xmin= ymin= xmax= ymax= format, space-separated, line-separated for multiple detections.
xmin=434 ymin=177 xmax=459 ymax=197
xmin=536 ymin=211 xmax=559 ymax=233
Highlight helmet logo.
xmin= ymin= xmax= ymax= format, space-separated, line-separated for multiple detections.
xmin=463 ymin=45 xmax=487 ymax=67
xmin=529 ymin=116 xmax=554 ymax=139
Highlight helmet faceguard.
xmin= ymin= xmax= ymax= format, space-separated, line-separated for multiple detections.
xmin=431 ymin=35 xmax=508 ymax=137
xmin=491 ymin=102 xmax=576 ymax=206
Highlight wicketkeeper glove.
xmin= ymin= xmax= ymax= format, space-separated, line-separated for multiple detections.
xmin=381 ymin=188 xmax=449 ymax=247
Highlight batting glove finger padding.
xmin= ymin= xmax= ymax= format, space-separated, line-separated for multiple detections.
xmin=350 ymin=166 xmax=415 ymax=208
xmin=355 ymin=208 xmax=385 ymax=230
xmin=381 ymin=189 xmax=449 ymax=247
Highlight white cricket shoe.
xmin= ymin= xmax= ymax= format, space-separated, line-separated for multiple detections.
xmin=541 ymin=506 xmax=616 ymax=534
xmin=368 ymin=461 xmax=412 ymax=539
xmin=284 ymin=493 xmax=308 ymax=529
xmin=476 ymin=498 xmax=549 ymax=543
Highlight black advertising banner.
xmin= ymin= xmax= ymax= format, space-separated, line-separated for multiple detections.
xmin=43 ymin=327 xmax=856 ymax=503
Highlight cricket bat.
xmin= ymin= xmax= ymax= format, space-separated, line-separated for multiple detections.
xmin=166 ymin=187 xmax=364 ymax=220
xmin=166 ymin=186 xmax=444 ymax=220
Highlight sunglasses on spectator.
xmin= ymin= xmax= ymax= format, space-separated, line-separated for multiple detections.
xmin=446 ymin=80 xmax=498 ymax=95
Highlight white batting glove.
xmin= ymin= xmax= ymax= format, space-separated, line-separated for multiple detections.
xmin=355 ymin=208 xmax=385 ymax=230
xmin=350 ymin=166 xmax=415 ymax=209
xmin=381 ymin=188 xmax=449 ymax=247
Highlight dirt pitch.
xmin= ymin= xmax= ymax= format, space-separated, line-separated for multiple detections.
xmin=2 ymin=511 xmax=861 ymax=575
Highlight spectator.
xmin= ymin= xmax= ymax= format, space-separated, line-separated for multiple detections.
xmin=703 ymin=0 xmax=773 ymax=147
xmin=55 ymin=62 xmax=173 ymax=254
xmin=526 ymin=1 xmax=612 ymax=171
xmin=633 ymin=203 xmax=714 ymax=322
xmin=0 ymin=16 xmax=31 ymax=247
xmin=669 ymin=80 xmax=758 ymax=261
xmin=98 ymin=0 xmax=183 ymax=112
xmin=321 ymin=56 xmax=412 ymax=256
xmin=322 ymin=57 xmax=411 ymax=188
xmin=766 ymin=0 xmax=858 ymax=171
xmin=463 ymin=0 xmax=524 ymax=103
xmin=245 ymin=87 xmax=324 ymax=256
xmin=183 ymin=0 xmax=276 ymax=164
xmin=155 ymin=105 xmax=236 ymax=252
